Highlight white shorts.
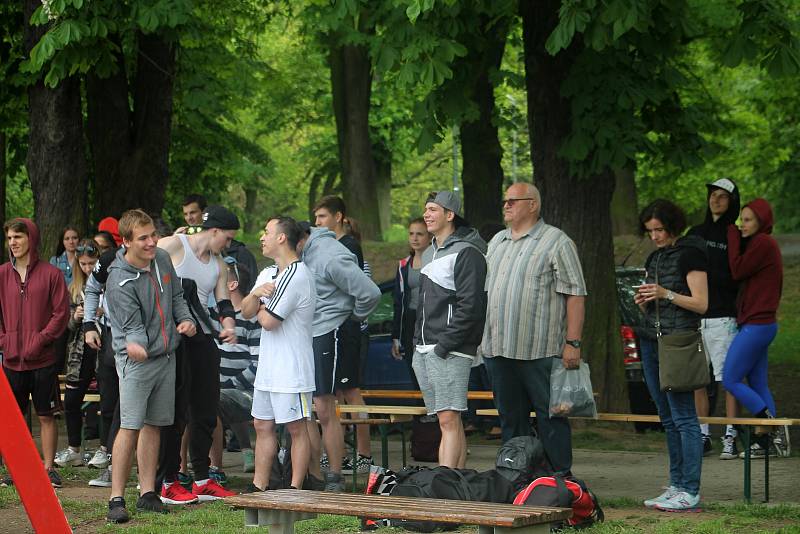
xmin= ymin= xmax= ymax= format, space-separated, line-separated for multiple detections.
xmin=701 ymin=317 xmax=738 ymax=381
xmin=252 ymin=389 xmax=313 ymax=424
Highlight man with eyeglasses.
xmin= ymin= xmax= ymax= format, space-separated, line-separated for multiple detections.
xmin=480 ymin=182 xmax=587 ymax=476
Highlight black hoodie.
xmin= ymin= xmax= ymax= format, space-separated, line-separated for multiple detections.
xmin=688 ymin=181 xmax=741 ymax=318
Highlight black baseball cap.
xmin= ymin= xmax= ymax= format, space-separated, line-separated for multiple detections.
xmin=201 ymin=205 xmax=240 ymax=230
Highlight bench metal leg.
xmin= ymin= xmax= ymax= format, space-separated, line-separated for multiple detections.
xmin=764 ymin=440 xmax=769 ymax=503
xmin=742 ymin=426 xmax=751 ymax=503
xmin=379 ymin=424 xmax=390 ymax=468
xmin=243 ymin=508 xmax=317 ymax=531
xmin=401 ymin=424 xmax=407 ymax=467
xmin=478 ymin=524 xmax=551 ymax=534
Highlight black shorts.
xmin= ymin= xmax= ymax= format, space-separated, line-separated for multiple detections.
xmin=312 ymin=320 xmax=362 ymax=396
xmin=4 ymin=362 xmax=63 ymax=416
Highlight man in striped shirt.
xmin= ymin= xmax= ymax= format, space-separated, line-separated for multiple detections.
xmin=209 ymin=260 xmax=261 ymax=476
xmin=481 ymin=183 xmax=587 ymax=475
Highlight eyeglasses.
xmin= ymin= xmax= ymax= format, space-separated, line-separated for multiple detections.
xmin=503 ymin=197 xmax=534 ymax=207
xmin=76 ymin=245 xmax=97 ymax=254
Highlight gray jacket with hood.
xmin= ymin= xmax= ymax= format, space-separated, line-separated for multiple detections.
xmin=413 ymin=226 xmax=487 ymax=358
xmin=104 ymin=247 xmax=194 ymax=359
xmin=302 ymin=227 xmax=381 ymax=337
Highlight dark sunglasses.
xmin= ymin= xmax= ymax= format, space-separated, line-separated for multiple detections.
xmin=76 ymin=245 xmax=98 ymax=254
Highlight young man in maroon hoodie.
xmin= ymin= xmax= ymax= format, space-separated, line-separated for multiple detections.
xmin=1 ymin=218 xmax=70 ymax=487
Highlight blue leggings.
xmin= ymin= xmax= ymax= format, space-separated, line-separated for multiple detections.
xmin=722 ymin=322 xmax=778 ymax=416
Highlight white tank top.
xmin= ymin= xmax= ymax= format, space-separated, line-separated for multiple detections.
xmin=174 ymin=233 xmax=219 ymax=332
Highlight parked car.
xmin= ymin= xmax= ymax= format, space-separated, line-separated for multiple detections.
xmin=615 ymin=267 xmax=717 ymax=431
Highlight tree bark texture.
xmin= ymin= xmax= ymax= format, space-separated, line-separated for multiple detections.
xmin=521 ymin=0 xmax=628 ymax=412
xmin=329 ymin=39 xmax=382 ymax=240
xmin=459 ymin=17 xmax=508 ymax=230
xmin=611 ymin=166 xmax=640 ymax=236
xmin=24 ymin=0 xmax=87 ymax=259
xmin=86 ymin=32 xmax=175 ymax=219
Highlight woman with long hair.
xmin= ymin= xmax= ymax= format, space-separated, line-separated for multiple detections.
xmin=50 ymin=225 xmax=80 ymax=285
xmin=55 ymin=239 xmax=105 ymax=469
xmin=724 ymin=198 xmax=787 ymax=457
xmin=391 ymin=217 xmax=432 ymax=389
xmin=635 ymin=199 xmax=708 ymax=512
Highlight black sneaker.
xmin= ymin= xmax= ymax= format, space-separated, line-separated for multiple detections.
xmin=107 ymin=497 xmax=130 ymax=523
xmin=47 ymin=468 xmax=62 ymax=488
xmin=702 ymin=435 xmax=713 ymax=456
xmin=243 ymin=483 xmax=266 ymax=494
xmin=304 ymin=473 xmax=326 ymax=491
xmin=323 ymin=472 xmax=344 ymax=493
xmin=136 ymin=491 xmax=167 ymax=514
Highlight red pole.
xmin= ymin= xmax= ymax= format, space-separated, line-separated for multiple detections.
xmin=0 ymin=369 xmax=72 ymax=533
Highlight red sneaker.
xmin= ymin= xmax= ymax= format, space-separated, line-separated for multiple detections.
xmin=160 ymin=481 xmax=199 ymax=505
xmin=192 ymin=479 xmax=236 ymax=502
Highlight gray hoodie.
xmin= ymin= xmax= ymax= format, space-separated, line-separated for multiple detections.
xmin=104 ymin=247 xmax=194 ymax=359
xmin=302 ymin=227 xmax=381 ymax=337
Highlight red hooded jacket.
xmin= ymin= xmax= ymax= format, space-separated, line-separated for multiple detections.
xmin=727 ymin=199 xmax=783 ymax=325
xmin=0 ymin=218 xmax=70 ymax=371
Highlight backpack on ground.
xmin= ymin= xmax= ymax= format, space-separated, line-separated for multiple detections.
xmin=513 ymin=476 xmax=604 ymax=529
xmin=495 ymin=434 xmax=552 ymax=492
xmin=268 ymin=430 xmax=293 ymax=490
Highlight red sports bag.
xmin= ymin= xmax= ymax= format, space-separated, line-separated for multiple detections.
xmin=513 ymin=476 xmax=604 ymax=529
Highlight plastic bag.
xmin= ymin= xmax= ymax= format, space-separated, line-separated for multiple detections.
xmin=549 ymin=361 xmax=597 ymax=418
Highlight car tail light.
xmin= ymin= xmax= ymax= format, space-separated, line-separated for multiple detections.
xmin=620 ymin=325 xmax=640 ymax=364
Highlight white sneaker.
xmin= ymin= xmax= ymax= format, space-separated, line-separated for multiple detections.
xmin=643 ymin=486 xmax=679 ymax=508
xmin=55 ymin=447 xmax=83 ymax=467
xmin=719 ymin=435 xmax=738 ymax=460
xmin=89 ymin=466 xmax=112 ymax=487
xmin=88 ymin=449 xmax=110 ymax=469
xmin=773 ymin=425 xmax=791 ymax=458
xmin=655 ymin=491 xmax=701 ymax=512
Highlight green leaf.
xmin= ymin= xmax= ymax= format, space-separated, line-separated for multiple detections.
xmin=406 ymin=2 xmax=421 ymax=24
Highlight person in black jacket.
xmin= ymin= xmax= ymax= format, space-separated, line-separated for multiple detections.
xmin=390 ymin=217 xmax=431 ymax=389
xmin=636 ymin=199 xmax=708 ymax=512
xmin=687 ymin=178 xmax=741 ymax=459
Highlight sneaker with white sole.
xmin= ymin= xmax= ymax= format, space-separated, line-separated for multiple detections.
xmin=88 ymin=449 xmax=110 ymax=469
xmin=160 ymin=481 xmax=199 ymax=505
xmin=773 ymin=425 xmax=791 ymax=458
xmin=655 ymin=491 xmax=701 ymax=512
xmin=719 ymin=435 xmax=738 ymax=460
xmin=701 ymin=435 xmax=713 ymax=456
xmin=643 ymin=486 xmax=679 ymax=508
xmin=89 ymin=466 xmax=113 ymax=487
xmin=739 ymin=442 xmax=777 ymax=459
xmin=55 ymin=447 xmax=83 ymax=468
xmin=341 ymin=454 xmax=374 ymax=475
xmin=192 ymin=479 xmax=236 ymax=502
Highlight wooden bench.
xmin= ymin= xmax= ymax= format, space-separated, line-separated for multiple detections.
xmin=475 ymin=408 xmax=800 ymax=504
xmin=226 ymin=488 xmax=571 ymax=533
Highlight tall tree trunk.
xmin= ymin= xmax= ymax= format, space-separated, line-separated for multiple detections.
xmin=329 ymin=36 xmax=382 ymax=240
xmin=86 ymin=33 xmax=175 ymax=219
xmin=374 ymin=143 xmax=392 ymax=238
xmin=24 ymin=0 xmax=87 ymax=259
xmin=611 ymin=166 xmax=640 ymax=236
xmin=0 ymin=131 xmax=5 ymax=263
xmin=460 ymin=17 xmax=508 ymax=230
xmin=244 ymin=185 xmax=258 ymax=234
xmin=521 ymin=0 xmax=627 ymax=412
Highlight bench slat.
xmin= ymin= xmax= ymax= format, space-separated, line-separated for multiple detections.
xmin=226 ymin=490 xmax=571 ymax=527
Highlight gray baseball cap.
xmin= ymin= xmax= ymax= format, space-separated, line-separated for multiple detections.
xmin=428 ymin=191 xmax=462 ymax=215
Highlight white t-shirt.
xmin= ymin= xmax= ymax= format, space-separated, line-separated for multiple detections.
xmin=251 ymin=262 xmax=316 ymax=393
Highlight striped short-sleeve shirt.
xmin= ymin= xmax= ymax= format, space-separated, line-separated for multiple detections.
xmin=480 ymin=219 xmax=587 ymax=361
